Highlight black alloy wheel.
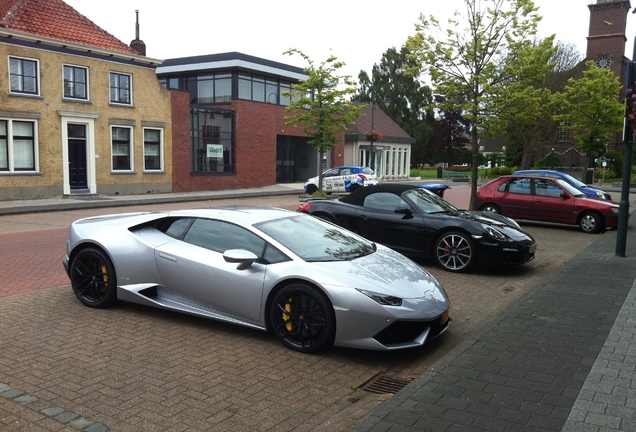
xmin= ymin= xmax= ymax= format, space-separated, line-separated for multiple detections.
xmin=269 ymin=283 xmax=335 ymax=353
xmin=70 ymin=247 xmax=117 ymax=308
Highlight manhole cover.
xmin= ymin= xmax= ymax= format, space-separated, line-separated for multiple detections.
xmin=360 ymin=374 xmax=413 ymax=394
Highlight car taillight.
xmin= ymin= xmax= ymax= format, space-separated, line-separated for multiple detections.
xmin=358 ymin=174 xmax=367 ymax=181
xmin=298 ymin=202 xmax=311 ymax=212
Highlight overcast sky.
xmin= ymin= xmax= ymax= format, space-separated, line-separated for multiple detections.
xmin=64 ymin=0 xmax=636 ymax=79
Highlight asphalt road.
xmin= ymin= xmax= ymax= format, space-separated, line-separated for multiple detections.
xmin=0 ymin=189 xmax=603 ymax=431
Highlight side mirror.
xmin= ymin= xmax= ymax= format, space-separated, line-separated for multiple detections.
xmin=394 ymin=206 xmax=413 ymax=218
xmin=560 ymin=192 xmax=570 ymax=200
xmin=223 ymin=249 xmax=258 ymax=270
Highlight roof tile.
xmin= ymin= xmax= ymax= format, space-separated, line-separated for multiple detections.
xmin=1 ymin=0 xmax=136 ymax=54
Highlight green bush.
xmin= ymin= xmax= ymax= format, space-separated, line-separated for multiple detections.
xmin=489 ymin=166 xmax=514 ymax=176
xmin=594 ymin=169 xmax=616 ymax=182
xmin=604 ymin=150 xmax=623 ymax=178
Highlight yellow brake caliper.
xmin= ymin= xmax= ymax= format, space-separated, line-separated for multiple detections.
xmin=101 ymin=265 xmax=109 ymax=287
xmin=283 ymin=297 xmax=295 ymax=333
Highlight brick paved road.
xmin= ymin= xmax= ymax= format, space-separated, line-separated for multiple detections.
xmin=0 ymin=188 xmax=609 ymax=431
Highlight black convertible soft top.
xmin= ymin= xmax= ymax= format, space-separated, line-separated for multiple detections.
xmin=339 ymin=184 xmax=419 ymax=206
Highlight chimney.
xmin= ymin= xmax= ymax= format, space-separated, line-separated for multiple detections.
xmin=130 ymin=10 xmax=146 ymax=56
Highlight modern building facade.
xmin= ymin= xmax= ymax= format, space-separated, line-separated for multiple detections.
xmin=157 ymin=52 xmax=321 ymax=192
xmin=0 ymin=0 xmax=174 ymax=200
xmin=157 ymin=53 xmax=414 ymax=191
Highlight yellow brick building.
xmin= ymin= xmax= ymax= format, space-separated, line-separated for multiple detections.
xmin=1 ymin=0 xmax=172 ymax=200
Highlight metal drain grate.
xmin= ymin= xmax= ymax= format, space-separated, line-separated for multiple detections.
xmin=360 ymin=374 xmax=413 ymax=394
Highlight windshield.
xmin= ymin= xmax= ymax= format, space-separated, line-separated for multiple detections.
xmin=256 ymin=214 xmax=375 ymax=262
xmin=403 ymin=188 xmax=459 ymax=214
xmin=556 ymin=178 xmax=586 ymax=196
xmin=560 ymin=172 xmax=586 ymax=188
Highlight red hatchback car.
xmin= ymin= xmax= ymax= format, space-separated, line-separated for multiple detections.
xmin=474 ymin=175 xmax=619 ymax=233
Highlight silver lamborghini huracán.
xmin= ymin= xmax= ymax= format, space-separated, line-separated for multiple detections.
xmin=63 ymin=206 xmax=450 ymax=353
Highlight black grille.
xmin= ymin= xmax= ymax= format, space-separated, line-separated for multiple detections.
xmin=374 ymin=320 xmax=430 ymax=345
xmin=374 ymin=316 xmax=449 ymax=346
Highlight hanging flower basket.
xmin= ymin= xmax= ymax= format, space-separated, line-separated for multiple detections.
xmin=364 ymin=130 xmax=383 ymax=141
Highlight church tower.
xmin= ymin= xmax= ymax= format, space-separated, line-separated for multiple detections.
xmin=586 ymin=0 xmax=631 ymax=86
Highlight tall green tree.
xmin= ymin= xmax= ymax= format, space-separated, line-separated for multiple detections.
xmin=504 ymin=39 xmax=583 ymax=167
xmin=284 ymin=49 xmax=364 ymax=193
xmin=353 ymin=46 xmax=434 ymax=166
xmin=495 ymin=37 xmax=559 ymax=169
xmin=555 ymin=61 xmax=624 ymax=167
xmin=407 ymin=0 xmax=541 ymax=209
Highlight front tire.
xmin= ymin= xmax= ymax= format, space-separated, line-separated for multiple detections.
xmin=306 ymin=184 xmax=318 ymax=195
xmin=579 ymin=211 xmax=602 ymax=234
xmin=269 ymin=283 xmax=335 ymax=353
xmin=434 ymin=231 xmax=476 ymax=273
xmin=70 ymin=247 xmax=117 ymax=308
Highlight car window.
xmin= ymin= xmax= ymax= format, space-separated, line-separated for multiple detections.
xmin=404 ymin=188 xmax=457 ymax=213
xmin=164 ymin=217 xmax=195 ymax=239
xmin=183 ymin=218 xmax=266 ymax=257
xmin=323 ymin=169 xmax=338 ymax=178
xmin=535 ymin=179 xmax=563 ymax=198
xmin=340 ymin=168 xmax=352 ymax=176
xmin=361 ymin=167 xmax=374 ymax=175
xmin=502 ymin=178 xmax=531 ymax=195
xmin=363 ymin=192 xmax=406 ymax=211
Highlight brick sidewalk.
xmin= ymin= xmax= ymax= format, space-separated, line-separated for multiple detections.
xmin=354 ymin=215 xmax=636 ymax=431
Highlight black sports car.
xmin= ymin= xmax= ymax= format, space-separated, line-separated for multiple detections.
xmin=298 ymin=184 xmax=536 ymax=272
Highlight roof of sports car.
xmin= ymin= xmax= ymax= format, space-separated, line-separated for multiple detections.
xmin=339 ymin=184 xmax=419 ymax=206
xmin=168 ymin=206 xmax=298 ymax=224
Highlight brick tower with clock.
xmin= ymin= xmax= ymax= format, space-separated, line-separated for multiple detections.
xmin=587 ymin=0 xmax=632 ymax=153
xmin=587 ymin=0 xmax=631 ymax=87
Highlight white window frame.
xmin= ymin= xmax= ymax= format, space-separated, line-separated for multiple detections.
xmin=62 ymin=64 xmax=89 ymax=101
xmin=109 ymin=71 xmax=133 ymax=105
xmin=110 ymin=126 xmax=134 ymax=171
xmin=8 ymin=56 xmax=40 ymax=96
xmin=142 ymin=127 xmax=164 ymax=171
xmin=0 ymin=118 xmax=39 ymax=172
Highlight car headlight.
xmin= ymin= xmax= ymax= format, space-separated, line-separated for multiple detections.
xmin=483 ymin=224 xmax=508 ymax=241
xmin=596 ymin=191 xmax=606 ymax=199
xmin=611 ymin=207 xmax=619 ymax=214
xmin=356 ymin=289 xmax=402 ymax=306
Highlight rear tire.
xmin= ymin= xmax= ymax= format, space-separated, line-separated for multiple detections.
xmin=479 ymin=203 xmax=500 ymax=214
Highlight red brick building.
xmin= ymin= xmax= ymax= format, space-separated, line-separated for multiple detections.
xmin=157 ymin=53 xmax=414 ymax=193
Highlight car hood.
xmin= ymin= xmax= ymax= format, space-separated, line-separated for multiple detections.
xmin=310 ymin=247 xmax=449 ymax=302
xmin=453 ymin=210 xmax=534 ymax=241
